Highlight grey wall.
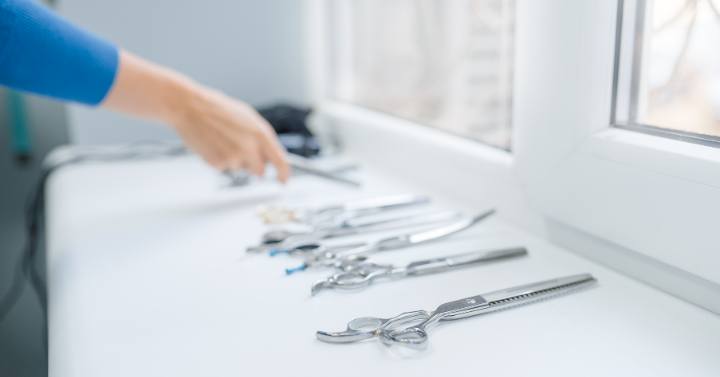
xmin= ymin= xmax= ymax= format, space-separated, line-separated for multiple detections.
xmin=58 ymin=0 xmax=309 ymax=144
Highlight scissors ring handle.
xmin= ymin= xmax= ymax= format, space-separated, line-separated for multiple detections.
xmin=381 ymin=326 xmax=430 ymax=348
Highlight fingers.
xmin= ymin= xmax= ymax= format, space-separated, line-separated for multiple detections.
xmin=204 ymin=137 xmax=268 ymax=179
xmin=242 ymin=141 xmax=265 ymax=177
xmin=171 ymin=90 xmax=291 ymax=183
xmin=248 ymin=110 xmax=291 ymax=183
xmin=259 ymin=132 xmax=290 ymax=183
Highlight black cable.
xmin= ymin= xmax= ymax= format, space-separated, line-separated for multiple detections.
xmin=0 ymin=143 xmax=190 ymax=352
xmin=0 ymin=243 xmax=29 ymax=320
xmin=0 ymin=165 xmax=57 ymax=323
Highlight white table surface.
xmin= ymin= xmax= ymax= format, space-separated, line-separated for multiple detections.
xmin=46 ymin=155 xmax=720 ymax=377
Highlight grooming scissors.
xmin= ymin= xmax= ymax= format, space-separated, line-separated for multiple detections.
xmin=316 ymin=273 xmax=597 ymax=347
xmin=257 ymin=194 xmax=431 ymax=225
xmin=283 ymin=209 xmax=496 ymax=274
xmin=247 ymin=210 xmax=460 ymax=253
xmin=311 ymin=247 xmax=528 ymax=295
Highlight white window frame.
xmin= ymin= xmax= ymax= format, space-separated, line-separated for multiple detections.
xmin=306 ymin=0 xmax=720 ymax=312
xmin=515 ymin=0 xmax=720 ymax=291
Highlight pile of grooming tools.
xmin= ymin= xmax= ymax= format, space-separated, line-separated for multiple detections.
xmin=251 ymin=193 xmax=597 ymax=349
xmin=251 ymin=193 xmax=525 ymax=287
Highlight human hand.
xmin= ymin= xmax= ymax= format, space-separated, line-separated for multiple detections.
xmin=170 ymin=86 xmax=290 ymax=182
xmin=103 ymin=50 xmax=290 ymax=182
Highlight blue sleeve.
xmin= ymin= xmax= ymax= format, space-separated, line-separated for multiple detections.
xmin=0 ymin=0 xmax=119 ymax=106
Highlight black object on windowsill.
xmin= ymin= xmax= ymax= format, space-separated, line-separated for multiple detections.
xmin=257 ymin=104 xmax=320 ymax=158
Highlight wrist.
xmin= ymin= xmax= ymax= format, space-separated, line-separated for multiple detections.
xmin=159 ymin=75 xmax=204 ymax=127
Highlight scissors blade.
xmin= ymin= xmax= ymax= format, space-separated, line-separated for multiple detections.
xmin=311 ymin=280 xmax=334 ymax=296
xmin=455 ymin=273 xmax=597 ymax=318
xmin=404 ymin=209 xmax=496 ymax=244
xmin=426 ymin=274 xmax=596 ymax=321
xmin=404 ymin=247 xmax=528 ymax=276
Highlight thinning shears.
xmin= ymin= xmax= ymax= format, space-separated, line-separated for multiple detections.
xmin=316 ymin=273 xmax=597 ymax=348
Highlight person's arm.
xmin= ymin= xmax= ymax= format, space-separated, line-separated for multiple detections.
xmin=102 ymin=51 xmax=289 ymax=180
xmin=0 ymin=0 xmax=289 ymax=181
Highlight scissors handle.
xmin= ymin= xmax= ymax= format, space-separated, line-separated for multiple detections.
xmin=316 ymin=310 xmax=429 ymax=344
xmin=380 ymin=326 xmax=431 ymax=348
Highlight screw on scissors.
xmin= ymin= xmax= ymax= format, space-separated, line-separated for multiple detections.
xmin=284 ymin=209 xmax=496 ymax=275
xmin=310 ymin=247 xmax=528 ymax=295
xmin=316 ymin=274 xmax=597 ymax=348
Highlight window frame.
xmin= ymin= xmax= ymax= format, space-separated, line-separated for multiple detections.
xmin=514 ymin=0 xmax=720 ymax=290
xmin=308 ymin=0 xmax=720 ymax=311
xmin=612 ymin=0 xmax=720 ymax=148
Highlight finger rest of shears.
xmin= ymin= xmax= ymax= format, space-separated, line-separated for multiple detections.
xmin=317 ymin=317 xmax=385 ymax=343
xmin=310 ymin=272 xmax=373 ymax=295
xmin=311 ymin=280 xmax=333 ymax=296
xmin=316 ymin=329 xmax=377 ymax=344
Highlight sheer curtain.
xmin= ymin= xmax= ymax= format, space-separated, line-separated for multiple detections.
xmin=330 ymin=0 xmax=515 ymax=150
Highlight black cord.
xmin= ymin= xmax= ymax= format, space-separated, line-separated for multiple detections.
xmin=0 ymin=165 xmax=55 ymax=324
xmin=0 ymin=143 xmax=190 ymax=355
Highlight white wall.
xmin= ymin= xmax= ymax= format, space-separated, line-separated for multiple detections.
xmin=58 ymin=0 xmax=308 ymax=145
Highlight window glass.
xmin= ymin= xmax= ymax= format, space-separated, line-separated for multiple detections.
xmin=615 ymin=0 xmax=720 ymax=140
xmin=328 ymin=0 xmax=515 ymax=150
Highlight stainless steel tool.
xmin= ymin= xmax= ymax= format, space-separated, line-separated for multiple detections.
xmin=286 ymin=154 xmax=362 ymax=187
xmin=257 ymin=194 xmax=431 ymax=225
xmin=249 ymin=210 xmax=461 ymax=255
xmin=283 ymin=209 xmax=496 ymax=274
xmin=259 ymin=210 xmax=460 ymax=245
xmin=316 ymin=273 xmax=597 ymax=348
xmin=311 ymin=247 xmax=528 ymax=295
xmin=222 ymin=155 xmax=360 ymax=188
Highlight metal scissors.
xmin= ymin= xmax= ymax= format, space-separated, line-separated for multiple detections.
xmin=284 ymin=209 xmax=496 ymax=274
xmin=257 ymin=194 xmax=431 ymax=226
xmin=285 ymin=154 xmax=362 ymax=187
xmin=316 ymin=273 xmax=597 ymax=348
xmin=310 ymin=247 xmax=528 ymax=295
xmin=246 ymin=210 xmax=460 ymax=253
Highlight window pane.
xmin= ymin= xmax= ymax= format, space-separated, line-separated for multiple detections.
xmin=328 ymin=0 xmax=515 ymax=150
xmin=616 ymin=0 xmax=720 ymax=140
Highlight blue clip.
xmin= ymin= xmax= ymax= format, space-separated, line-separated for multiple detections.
xmin=269 ymin=248 xmax=289 ymax=257
xmin=285 ymin=264 xmax=308 ymax=275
